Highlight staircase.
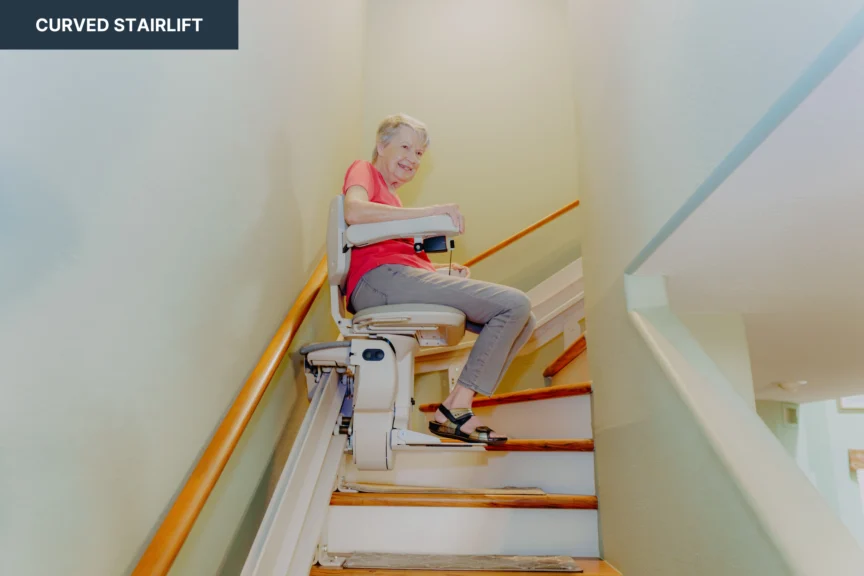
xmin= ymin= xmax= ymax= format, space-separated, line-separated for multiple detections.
xmin=129 ymin=204 xmax=597 ymax=576
xmin=292 ymin=255 xmax=612 ymax=574
xmin=311 ymin=380 xmax=616 ymax=575
xmin=227 ymin=254 xmax=611 ymax=576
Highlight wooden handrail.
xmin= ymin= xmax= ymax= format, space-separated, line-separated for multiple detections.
xmin=463 ymin=199 xmax=579 ymax=267
xmin=131 ymin=257 xmax=328 ymax=576
xmin=542 ymin=333 xmax=587 ymax=378
xmin=850 ymin=449 xmax=864 ymax=472
xmin=133 ymin=197 xmax=579 ymax=576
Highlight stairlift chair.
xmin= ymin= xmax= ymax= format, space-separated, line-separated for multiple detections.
xmin=300 ymin=195 xmax=479 ymax=471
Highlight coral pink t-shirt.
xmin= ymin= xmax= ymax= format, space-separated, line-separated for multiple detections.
xmin=342 ymin=160 xmax=437 ymax=303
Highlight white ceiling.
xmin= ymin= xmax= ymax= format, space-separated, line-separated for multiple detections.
xmin=636 ymin=38 xmax=864 ymax=402
xmin=745 ymin=312 xmax=864 ymax=402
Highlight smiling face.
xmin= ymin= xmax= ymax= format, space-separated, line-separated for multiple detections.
xmin=374 ymin=125 xmax=426 ymax=188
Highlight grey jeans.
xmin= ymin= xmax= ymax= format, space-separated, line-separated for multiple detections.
xmin=350 ymin=264 xmax=536 ymax=396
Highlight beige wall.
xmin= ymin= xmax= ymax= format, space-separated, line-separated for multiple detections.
xmin=0 ymin=2 xmax=365 ymax=575
xmin=569 ymin=0 xmax=863 ymax=573
xmin=678 ymin=313 xmax=756 ymax=407
xmin=361 ymin=0 xmax=582 ymax=293
xmin=756 ymin=401 xmax=801 ymax=456
xmin=759 ymin=399 xmax=864 ymax=548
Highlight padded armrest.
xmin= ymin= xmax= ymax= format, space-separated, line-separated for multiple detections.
xmin=345 ymin=215 xmax=459 ymax=248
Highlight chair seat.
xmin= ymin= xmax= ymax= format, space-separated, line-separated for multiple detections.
xmin=351 ymin=304 xmax=466 ymax=347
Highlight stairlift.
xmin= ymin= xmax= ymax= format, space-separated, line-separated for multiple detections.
xmin=299 ymin=195 xmax=480 ymax=471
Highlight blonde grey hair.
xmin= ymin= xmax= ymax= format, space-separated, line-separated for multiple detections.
xmin=371 ymin=114 xmax=431 ymax=163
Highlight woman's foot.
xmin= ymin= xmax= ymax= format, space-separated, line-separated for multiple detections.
xmin=432 ymin=384 xmax=507 ymax=442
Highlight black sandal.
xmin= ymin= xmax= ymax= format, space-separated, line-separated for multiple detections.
xmin=428 ymin=405 xmax=508 ymax=445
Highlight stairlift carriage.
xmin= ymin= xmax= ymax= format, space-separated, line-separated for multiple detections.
xmin=299 ymin=195 xmax=480 ymax=471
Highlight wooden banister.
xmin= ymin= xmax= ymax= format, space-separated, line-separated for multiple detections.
xmin=542 ymin=333 xmax=587 ymax=378
xmin=463 ymin=199 xmax=579 ymax=267
xmin=133 ymin=197 xmax=579 ymax=576
xmin=850 ymin=450 xmax=864 ymax=472
xmin=131 ymin=257 xmax=328 ymax=576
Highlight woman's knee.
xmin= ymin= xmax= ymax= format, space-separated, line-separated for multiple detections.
xmin=504 ymin=289 xmax=532 ymax=324
xmin=524 ymin=311 xmax=537 ymax=332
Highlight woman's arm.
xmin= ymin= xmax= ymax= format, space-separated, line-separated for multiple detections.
xmin=344 ymin=186 xmax=464 ymax=233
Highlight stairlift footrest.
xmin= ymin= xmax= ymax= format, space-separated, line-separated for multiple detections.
xmin=390 ymin=429 xmax=485 ymax=451
xmin=392 ymin=429 xmax=442 ymax=445
xmin=301 ymin=342 xmax=351 ymax=366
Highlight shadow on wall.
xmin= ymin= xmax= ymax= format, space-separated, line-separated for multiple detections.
xmin=127 ymin=130 xmax=320 ymax=576
xmin=0 ymin=164 xmax=79 ymax=324
xmin=203 ymin=133 xmax=341 ymax=574
xmin=213 ymin=286 xmax=336 ymax=576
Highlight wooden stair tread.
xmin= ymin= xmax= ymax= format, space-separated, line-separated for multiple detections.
xmin=311 ymin=558 xmax=619 ymax=575
xmin=330 ymin=492 xmax=597 ymax=509
xmin=340 ymin=481 xmax=547 ymax=495
xmin=543 ymin=334 xmax=587 ymax=378
xmin=418 ymin=382 xmax=592 ymax=413
xmin=437 ymin=438 xmax=593 ymax=452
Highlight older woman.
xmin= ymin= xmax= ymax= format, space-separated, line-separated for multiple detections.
xmin=342 ymin=114 xmax=536 ymax=445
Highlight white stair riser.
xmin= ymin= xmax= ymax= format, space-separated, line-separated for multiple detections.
xmin=341 ymin=451 xmax=596 ymax=495
xmin=325 ymin=506 xmax=599 ymax=557
xmin=420 ymin=394 xmax=592 ymax=440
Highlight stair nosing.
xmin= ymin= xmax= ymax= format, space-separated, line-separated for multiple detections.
xmin=418 ymin=382 xmax=592 ymax=413
xmin=543 ymin=334 xmax=588 ymax=378
xmin=311 ymin=557 xmax=620 ymax=576
xmin=434 ymin=438 xmax=594 ymax=452
xmin=330 ymin=491 xmax=598 ymax=510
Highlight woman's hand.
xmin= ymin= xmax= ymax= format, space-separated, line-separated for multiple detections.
xmin=449 ymin=263 xmax=470 ymax=278
xmin=429 ymin=203 xmax=465 ymax=234
xmin=436 ymin=263 xmax=470 ymax=278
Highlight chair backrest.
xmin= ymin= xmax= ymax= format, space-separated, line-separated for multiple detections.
xmin=324 ymin=193 xmax=467 ymax=345
xmin=327 ymin=195 xmax=350 ymax=293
